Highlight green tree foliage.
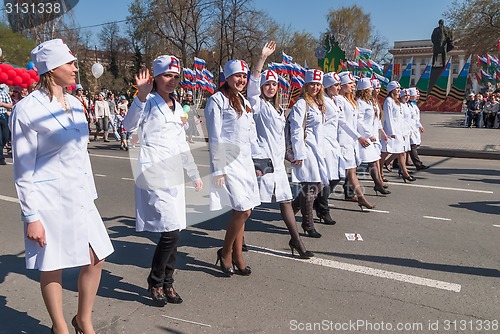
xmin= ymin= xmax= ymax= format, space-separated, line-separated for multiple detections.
xmin=0 ymin=23 xmax=36 ymax=66
xmin=444 ymin=0 xmax=500 ymax=56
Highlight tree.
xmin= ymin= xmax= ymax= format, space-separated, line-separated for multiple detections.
xmin=0 ymin=23 xmax=36 ymax=65
xmin=326 ymin=5 xmax=388 ymax=62
xmin=444 ymin=0 xmax=500 ymax=56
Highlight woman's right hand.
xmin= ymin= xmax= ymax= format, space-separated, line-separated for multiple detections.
xmin=135 ymin=68 xmax=153 ymax=102
xmin=261 ymin=40 xmax=276 ymax=58
xmin=26 ymin=220 xmax=46 ymax=247
xmin=213 ymin=175 xmax=226 ymax=188
xmin=358 ymin=136 xmax=371 ymax=148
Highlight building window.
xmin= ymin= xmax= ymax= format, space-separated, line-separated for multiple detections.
xmin=411 ymin=79 xmax=415 ymax=86
xmin=452 ymin=65 xmax=458 ymax=74
xmin=421 ymin=58 xmax=427 ymax=65
xmin=411 ymin=69 xmax=415 ymax=75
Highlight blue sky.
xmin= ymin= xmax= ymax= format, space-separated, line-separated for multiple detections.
xmin=71 ymin=0 xmax=455 ymax=48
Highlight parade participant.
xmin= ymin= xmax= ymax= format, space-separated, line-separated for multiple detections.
xmin=247 ymin=41 xmax=313 ymax=258
xmin=10 ymin=38 xmax=114 ymax=334
xmin=312 ymin=72 xmax=344 ymax=225
xmin=205 ymin=59 xmax=260 ymax=275
xmin=288 ymin=69 xmax=328 ymax=237
xmin=183 ymin=91 xmax=200 ymax=143
xmin=336 ymin=72 xmax=375 ymax=210
xmin=399 ymin=89 xmax=413 ymax=173
xmin=123 ymin=56 xmax=203 ymax=305
xmin=381 ymin=81 xmax=415 ymax=183
xmin=371 ymin=79 xmax=390 ymax=183
xmin=355 ymin=78 xmax=390 ymax=195
xmin=407 ymin=88 xmax=428 ymax=170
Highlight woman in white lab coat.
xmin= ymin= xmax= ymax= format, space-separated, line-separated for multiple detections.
xmin=205 ymin=59 xmax=261 ymax=276
xmin=380 ymin=81 xmax=415 ymax=182
xmin=355 ymin=78 xmax=390 ymax=195
xmin=288 ymin=69 xmax=327 ymax=238
xmin=247 ymin=41 xmax=313 ymax=258
xmin=407 ymin=88 xmax=428 ymax=170
xmin=400 ymin=89 xmax=413 ymax=169
xmin=10 ymin=39 xmax=114 ymax=334
xmin=372 ymin=80 xmax=390 ymax=182
xmin=336 ymin=72 xmax=375 ymax=210
xmin=123 ymin=56 xmax=203 ymax=306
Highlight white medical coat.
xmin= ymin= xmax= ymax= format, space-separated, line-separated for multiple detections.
xmin=247 ymin=77 xmax=292 ymax=202
xmin=123 ymin=94 xmax=200 ymax=232
xmin=382 ymin=97 xmax=405 ymax=153
xmin=10 ymin=90 xmax=114 ymax=271
xmin=204 ymin=91 xmax=261 ymax=211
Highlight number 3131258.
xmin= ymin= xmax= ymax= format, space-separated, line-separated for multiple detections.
xmin=5 ymin=2 xmax=61 ymax=14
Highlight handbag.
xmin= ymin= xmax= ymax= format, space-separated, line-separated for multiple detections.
xmin=253 ymin=158 xmax=274 ymax=175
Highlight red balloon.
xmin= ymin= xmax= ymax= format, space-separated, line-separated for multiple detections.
xmin=21 ymin=72 xmax=30 ymax=82
xmin=27 ymin=69 xmax=37 ymax=78
xmin=0 ymin=63 xmax=10 ymax=72
xmin=7 ymin=69 xmax=17 ymax=79
xmin=35 ymin=75 xmax=40 ymax=82
xmin=14 ymin=67 xmax=24 ymax=75
xmin=13 ymin=76 xmax=23 ymax=86
xmin=0 ymin=72 xmax=8 ymax=83
xmin=20 ymin=82 xmax=28 ymax=89
xmin=6 ymin=79 xmax=14 ymax=86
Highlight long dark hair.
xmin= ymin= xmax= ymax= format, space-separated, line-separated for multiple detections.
xmin=219 ymin=82 xmax=245 ymax=115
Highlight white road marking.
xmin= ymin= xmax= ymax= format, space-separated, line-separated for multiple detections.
xmin=493 ymin=225 xmax=500 ymax=228
xmin=249 ymin=245 xmax=461 ymax=293
xmin=365 ymin=209 xmax=390 ymax=213
xmin=423 ymin=216 xmax=451 ymax=221
xmin=384 ymin=182 xmax=493 ymax=194
xmin=121 ymin=177 xmax=135 ymax=181
xmin=0 ymin=195 xmax=19 ymax=203
xmin=94 ymin=174 xmax=107 ymax=177
xmin=161 ymin=315 xmax=211 ymax=328
xmin=89 ymin=153 xmax=137 ymax=160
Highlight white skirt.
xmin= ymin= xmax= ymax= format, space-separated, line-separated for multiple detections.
xmin=357 ymin=141 xmax=380 ymax=163
xmin=381 ymin=137 xmax=405 ymax=154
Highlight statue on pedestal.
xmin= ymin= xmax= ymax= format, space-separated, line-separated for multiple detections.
xmin=431 ymin=19 xmax=454 ymax=67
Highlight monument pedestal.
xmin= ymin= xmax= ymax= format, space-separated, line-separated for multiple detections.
xmin=429 ymin=66 xmax=443 ymax=93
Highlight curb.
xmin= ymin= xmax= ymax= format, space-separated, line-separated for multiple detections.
xmin=419 ymin=148 xmax=500 ymax=160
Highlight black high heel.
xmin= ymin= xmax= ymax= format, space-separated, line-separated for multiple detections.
xmin=303 ymin=228 xmax=322 ymax=238
xmin=373 ymin=185 xmax=391 ymax=196
xmin=384 ymin=163 xmax=392 ymax=172
xmin=231 ymin=260 xmax=252 ymax=276
xmin=401 ymin=175 xmax=416 ymax=183
xmin=215 ymin=248 xmax=235 ymax=276
xmin=316 ymin=211 xmax=337 ymax=225
xmin=71 ymin=316 xmax=84 ymax=334
xmin=289 ymin=239 xmax=314 ymax=259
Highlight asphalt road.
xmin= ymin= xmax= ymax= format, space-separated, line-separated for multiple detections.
xmin=0 ymin=140 xmax=499 ymax=334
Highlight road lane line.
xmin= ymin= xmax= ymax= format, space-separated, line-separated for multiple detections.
xmin=0 ymin=195 xmax=19 ymax=203
xmin=121 ymin=177 xmax=135 ymax=181
xmin=423 ymin=216 xmax=451 ymax=221
xmin=89 ymin=153 xmax=137 ymax=160
xmin=493 ymin=225 xmax=500 ymax=228
xmin=161 ymin=315 xmax=211 ymax=328
xmin=249 ymin=245 xmax=461 ymax=292
xmin=365 ymin=209 xmax=390 ymax=213
xmin=94 ymin=174 xmax=107 ymax=177
xmin=382 ymin=182 xmax=493 ymax=194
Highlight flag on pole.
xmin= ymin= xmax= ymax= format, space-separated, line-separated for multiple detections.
xmin=440 ymin=55 xmax=471 ymax=112
xmin=367 ymin=59 xmax=384 ymax=75
xmin=354 ymin=47 xmax=372 ymax=59
xmin=193 ymin=57 xmax=206 ymax=70
xmin=282 ymin=51 xmax=293 ymax=64
xmin=219 ymin=66 xmax=225 ymax=87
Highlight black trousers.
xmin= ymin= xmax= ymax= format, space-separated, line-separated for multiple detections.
xmin=148 ymin=229 xmax=180 ymax=289
xmin=0 ymin=116 xmax=9 ymax=160
xmin=409 ymin=144 xmax=424 ymax=167
xmin=314 ymin=179 xmax=340 ymax=215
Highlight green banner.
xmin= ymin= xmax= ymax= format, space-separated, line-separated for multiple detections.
xmin=316 ymin=33 xmax=346 ymax=73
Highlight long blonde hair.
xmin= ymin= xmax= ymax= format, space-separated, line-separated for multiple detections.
xmin=36 ymin=72 xmax=56 ymax=99
xmin=301 ymin=83 xmax=325 ymax=113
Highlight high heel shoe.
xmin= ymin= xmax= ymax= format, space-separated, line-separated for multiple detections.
xmin=373 ymin=185 xmax=391 ymax=196
xmin=401 ymin=175 xmax=416 ymax=183
xmin=303 ymin=228 xmax=322 ymax=238
xmin=289 ymin=239 xmax=314 ymax=259
xmin=71 ymin=316 xmax=84 ymax=334
xmin=357 ymin=196 xmax=375 ymax=211
xmin=215 ymin=248 xmax=235 ymax=276
xmin=382 ymin=177 xmax=389 ymax=182
xmin=231 ymin=260 xmax=252 ymax=276
xmin=384 ymin=164 xmax=392 ymax=172
xmin=316 ymin=211 xmax=337 ymax=225
xmin=344 ymin=195 xmax=358 ymax=202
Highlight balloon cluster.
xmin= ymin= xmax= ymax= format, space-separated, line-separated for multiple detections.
xmin=0 ymin=62 xmax=39 ymax=88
